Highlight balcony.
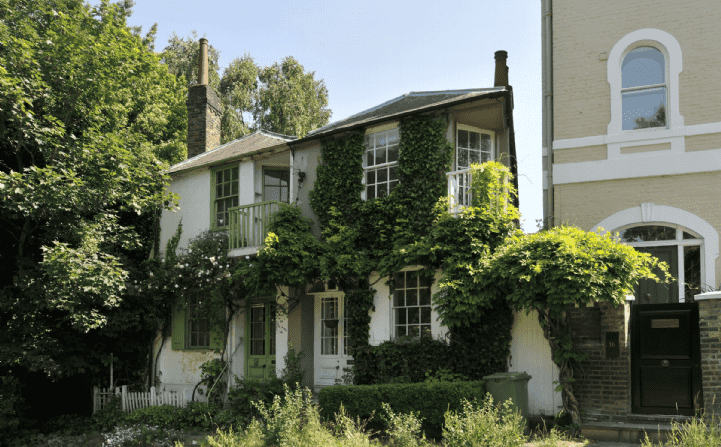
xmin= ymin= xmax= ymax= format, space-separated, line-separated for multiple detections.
xmin=446 ymin=169 xmax=473 ymax=214
xmin=228 ymin=201 xmax=282 ymax=255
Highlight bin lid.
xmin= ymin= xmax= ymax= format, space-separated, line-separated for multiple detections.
xmin=482 ymin=372 xmax=532 ymax=382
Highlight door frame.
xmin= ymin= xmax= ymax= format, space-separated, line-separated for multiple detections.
xmin=244 ymin=300 xmax=277 ymax=381
xmin=313 ymin=291 xmax=351 ymax=391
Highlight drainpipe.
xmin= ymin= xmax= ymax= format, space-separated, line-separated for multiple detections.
xmin=542 ymin=0 xmax=554 ymax=229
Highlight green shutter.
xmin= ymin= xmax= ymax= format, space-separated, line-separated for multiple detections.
xmin=171 ymin=302 xmax=186 ymax=350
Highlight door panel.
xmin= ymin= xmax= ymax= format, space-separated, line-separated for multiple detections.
xmin=631 ymin=303 xmax=702 ymax=415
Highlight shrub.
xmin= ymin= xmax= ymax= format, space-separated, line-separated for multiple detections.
xmin=641 ymin=411 xmax=721 ymax=447
xmin=123 ymin=404 xmax=180 ymax=429
xmin=175 ymin=402 xmax=221 ymax=431
xmin=318 ymin=380 xmax=486 ymax=438
xmin=92 ymin=396 xmax=127 ymax=431
xmin=42 ymin=413 xmax=93 ymax=436
xmin=443 ymin=395 xmax=525 ymax=447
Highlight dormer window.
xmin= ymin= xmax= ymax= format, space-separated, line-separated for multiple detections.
xmin=363 ymin=126 xmax=399 ymax=200
xmin=621 ymin=46 xmax=667 ymax=130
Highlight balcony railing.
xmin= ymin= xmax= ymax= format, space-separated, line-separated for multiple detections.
xmin=228 ymin=201 xmax=282 ymax=251
xmin=447 ymin=169 xmax=473 ymax=214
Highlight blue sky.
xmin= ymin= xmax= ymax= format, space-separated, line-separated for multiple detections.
xmin=123 ymin=0 xmax=543 ymax=232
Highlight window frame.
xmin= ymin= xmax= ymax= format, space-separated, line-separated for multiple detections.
xmin=210 ymin=164 xmax=240 ymax=230
xmin=455 ymin=124 xmax=495 ymax=171
xmin=262 ymin=166 xmax=291 ymax=204
xmin=620 ymin=45 xmax=668 ymax=132
xmin=607 ymin=29 xmax=684 ymax=136
xmin=392 ymin=270 xmax=433 ymax=340
xmin=362 ymin=123 xmax=400 ymax=201
xmin=171 ymin=293 xmax=224 ymax=351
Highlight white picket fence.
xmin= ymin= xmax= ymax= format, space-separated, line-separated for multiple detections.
xmin=93 ymin=385 xmax=188 ymax=413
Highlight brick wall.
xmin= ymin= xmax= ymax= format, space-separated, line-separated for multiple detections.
xmin=186 ymin=84 xmax=222 ymax=159
xmin=569 ymin=302 xmax=631 ymax=420
xmin=699 ymin=297 xmax=721 ymax=413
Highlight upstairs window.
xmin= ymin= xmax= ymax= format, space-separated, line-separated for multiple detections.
xmin=213 ymin=166 xmax=239 ymax=228
xmin=263 ymin=168 xmax=290 ymax=203
xmin=363 ymin=127 xmax=399 ymax=200
xmin=622 ymin=46 xmax=667 ymax=130
xmin=456 ymin=124 xmax=494 ymax=170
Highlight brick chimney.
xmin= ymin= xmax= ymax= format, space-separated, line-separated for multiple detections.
xmin=494 ymin=50 xmax=509 ymax=88
xmin=186 ymin=38 xmax=222 ymax=159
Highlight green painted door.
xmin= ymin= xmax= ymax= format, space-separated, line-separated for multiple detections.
xmin=245 ymin=302 xmax=276 ymax=380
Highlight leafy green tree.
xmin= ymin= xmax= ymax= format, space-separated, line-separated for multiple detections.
xmin=255 ymin=56 xmax=331 ymax=138
xmin=161 ymin=34 xmax=331 ymax=141
xmin=0 ymin=0 xmax=185 ymax=430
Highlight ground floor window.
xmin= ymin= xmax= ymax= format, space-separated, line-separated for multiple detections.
xmin=617 ymin=224 xmax=703 ymax=303
xmin=393 ymin=271 xmax=432 ymax=339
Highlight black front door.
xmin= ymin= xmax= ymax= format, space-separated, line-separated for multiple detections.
xmin=631 ymin=303 xmax=702 ymax=415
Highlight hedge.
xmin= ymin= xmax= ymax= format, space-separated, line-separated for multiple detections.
xmin=318 ymin=381 xmax=486 ymax=438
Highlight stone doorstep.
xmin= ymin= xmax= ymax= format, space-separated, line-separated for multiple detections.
xmin=581 ymin=419 xmax=679 ymax=444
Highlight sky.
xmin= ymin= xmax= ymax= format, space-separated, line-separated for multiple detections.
xmin=122 ymin=0 xmax=543 ymax=232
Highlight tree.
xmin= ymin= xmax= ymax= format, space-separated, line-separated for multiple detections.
xmin=255 ymin=56 xmax=331 ymax=138
xmin=161 ymin=34 xmax=331 ymax=141
xmin=634 ymin=102 xmax=666 ymax=129
xmin=0 ymin=0 xmax=185 ymax=428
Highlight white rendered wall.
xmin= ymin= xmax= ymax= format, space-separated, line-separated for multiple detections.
xmin=160 ymin=168 xmax=212 ymax=254
xmin=508 ymin=309 xmax=562 ymax=417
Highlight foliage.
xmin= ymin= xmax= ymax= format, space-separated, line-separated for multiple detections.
xmin=381 ymin=402 xmax=429 ymax=447
xmin=424 ymin=368 xmax=470 ymax=383
xmin=641 ymin=410 xmax=721 ymax=447
xmin=123 ymin=405 xmax=179 ymax=429
xmin=255 ymin=56 xmax=332 ymax=138
xmin=199 ymin=358 xmax=227 ymax=406
xmin=227 ymin=376 xmax=286 ymax=425
xmin=278 ymin=345 xmax=304 ymax=386
xmin=0 ymin=0 xmax=185 ymax=420
xmin=318 ymin=381 xmax=487 ymax=438
xmin=442 ymin=395 xmax=526 ymax=447
xmin=468 ymin=226 xmax=669 ymax=425
xmin=92 ymin=397 xmax=127 ymax=432
xmin=161 ymin=35 xmax=330 ymax=141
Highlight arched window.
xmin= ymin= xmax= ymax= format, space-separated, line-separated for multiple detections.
xmin=616 ymin=224 xmax=702 ymax=303
xmin=607 ymin=29 xmax=683 ymax=136
xmin=621 ymin=46 xmax=667 ymax=130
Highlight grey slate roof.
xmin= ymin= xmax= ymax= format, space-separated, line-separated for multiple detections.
xmin=305 ymin=87 xmax=507 ymax=138
xmin=166 ymin=130 xmax=296 ymax=174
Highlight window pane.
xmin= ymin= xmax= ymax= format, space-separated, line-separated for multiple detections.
xmin=458 ymin=149 xmax=469 ymax=169
xmin=387 ymin=128 xmax=399 ymax=144
xmin=409 ymin=326 xmax=419 ymax=337
xmin=396 ymin=308 xmax=406 ymax=325
xmin=469 ymin=149 xmax=480 ymax=165
xmin=421 ymin=307 xmax=431 ymax=324
xmin=622 ymin=46 xmax=665 ymax=89
xmin=394 ymin=290 xmax=404 ymax=307
xmin=376 ymin=133 xmax=386 ymax=147
xmin=366 ymin=150 xmax=374 ymax=167
xmin=620 ymin=225 xmax=676 ymax=242
xmin=420 ymin=289 xmax=431 ymax=305
xmin=622 ymin=87 xmax=666 ymax=130
xmin=232 ymin=182 xmax=238 ymax=195
xmin=458 ymin=130 xmax=468 ymax=148
xmin=366 ymin=170 xmax=375 ymax=185
xmin=388 ymin=145 xmax=399 ymax=163
xmin=395 ymin=271 xmax=405 ymax=289
xmin=684 ymin=245 xmax=701 ymax=301
xmin=469 ymin=131 xmax=480 ymax=149
xmin=377 ymin=168 xmax=387 ymax=183
xmin=406 ymin=289 xmax=417 ymax=306
xmin=216 ymin=171 xmax=223 ymax=184
xmin=377 ymin=186 xmax=387 ymax=198
xmin=375 ymin=148 xmax=386 ymax=165
xmin=367 ymin=186 xmax=375 ymax=200
xmin=223 ymin=169 xmax=230 ymax=183
xmin=265 ymin=172 xmax=280 ymax=186
xmin=396 ymin=326 xmax=406 ymax=338
xmin=389 ymin=166 xmax=398 ymax=181
xmin=683 ymin=231 xmax=699 ymax=240
xmin=216 ymin=185 xmax=223 ymax=197
xmin=409 ymin=307 xmax=419 ymax=324
xmin=407 ymin=274 xmax=418 ymax=288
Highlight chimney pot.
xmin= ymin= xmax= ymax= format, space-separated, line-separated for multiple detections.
xmin=198 ymin=38 xmax=209 ymax=85
xmin=494 ymin=50 xmax=509 ymax=88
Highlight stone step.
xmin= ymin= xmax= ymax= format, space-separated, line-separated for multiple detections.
xmin=581 ymin=420 xmax=677 ymax=444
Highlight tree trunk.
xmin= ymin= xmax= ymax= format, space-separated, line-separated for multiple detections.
xmin=537 ymin=309 xmax=582 ymax=426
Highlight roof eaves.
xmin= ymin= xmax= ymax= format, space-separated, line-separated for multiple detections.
xmin=296 ymin=88 xmax=507 ymax=143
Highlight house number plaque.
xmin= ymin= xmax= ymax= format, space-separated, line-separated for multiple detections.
xmin=605 ymin=331 xmax=620 ymax=359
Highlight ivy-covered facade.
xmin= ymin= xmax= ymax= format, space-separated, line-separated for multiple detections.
xmin=155 ymin=49 xmax=538 ymax=407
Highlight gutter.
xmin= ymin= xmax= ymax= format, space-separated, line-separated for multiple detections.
xmin=543 ymin=0 xmax=554 ymax=228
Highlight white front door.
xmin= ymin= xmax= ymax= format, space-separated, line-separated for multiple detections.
xmin=314 ymin=292 xmax=351 ymax=392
